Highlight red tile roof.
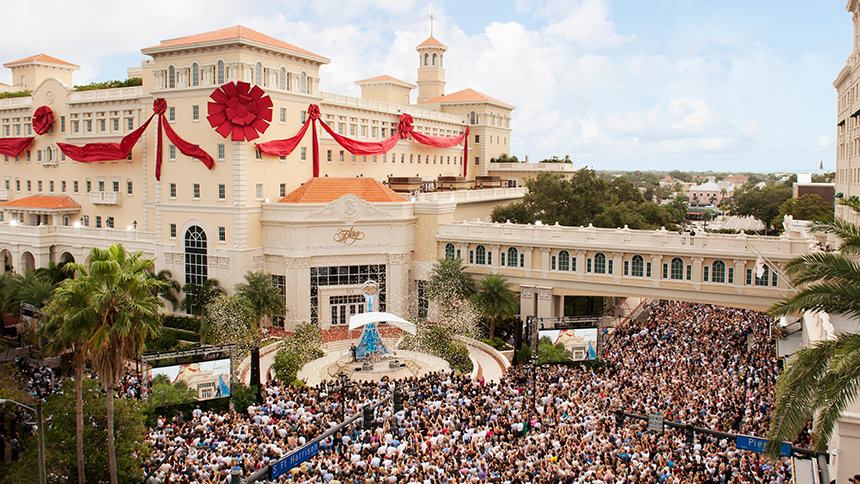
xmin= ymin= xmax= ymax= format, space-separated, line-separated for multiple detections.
xmin=417 ymin=36 xmax=447 ymax=49
xmin=354 ymin=75 xmax=416 ymax=88
xmin=142 ymin=26 xmax=329 ymax=62
xmin=3 ymin=54 xmax=79 ymax=69
xmin=279 ymin=178 xmax=405 ymax=203
xmin=421 ymin=88 xmax=514 ymax=108
xmin=0 ymin=195 xmax=80 ymax=210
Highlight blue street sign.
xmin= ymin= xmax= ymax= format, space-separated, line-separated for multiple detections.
xmin=269 ymin=441 xmax=319 ymax=480
xmin=735 ymin=435 xmax=791 ymax=457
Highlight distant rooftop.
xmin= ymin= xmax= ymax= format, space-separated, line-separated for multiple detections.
xmin=279 ymin=177 xmax=406 ymax=203
xmin=4 ymin=54 xmax=79 ymax=69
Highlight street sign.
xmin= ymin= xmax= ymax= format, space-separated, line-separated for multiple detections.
xmin=736 ymin=435 xmax=791 ymax=457
xmin=269 ymin=441 xmax=319 ymax=480
xmin=648 ymin=413 xmax=664 ymax=432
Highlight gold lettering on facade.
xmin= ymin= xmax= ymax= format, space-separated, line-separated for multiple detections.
xmin=333 ymin=227 xmax=365 ymax=245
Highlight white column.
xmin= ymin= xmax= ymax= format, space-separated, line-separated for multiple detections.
xmin=520 ymin=285 xmax=535 ymax=319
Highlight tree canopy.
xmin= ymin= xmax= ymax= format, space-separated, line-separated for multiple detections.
xmin=491 ymin=170 xmax=684 ymax=229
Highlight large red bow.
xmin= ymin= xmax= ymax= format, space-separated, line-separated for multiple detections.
xmin=32 ymin=106 xmax=54 ymax=135
xmin=207 ymin=81 xmax=273 ymax=141
xmin=398 ymin=114 xmax=414 ymax=139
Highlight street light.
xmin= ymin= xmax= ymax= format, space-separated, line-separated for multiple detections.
xmin=0 ymin=398 xmax=46 ymax=484
xmin=326 ymin=372 xmax=354 ymax=419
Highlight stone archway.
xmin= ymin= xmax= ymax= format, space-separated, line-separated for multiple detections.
xmin=60 ymin=252 xmax=75 ymax=264
xmin=0 ymin=249 xmax=12 ymax=273
xmin=20 ymin=251 xmax=35 ymax=273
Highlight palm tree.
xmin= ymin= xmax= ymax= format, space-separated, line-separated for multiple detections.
xmin=150 ymin=269 xmax=181 ymax=311
xmin=0 ymin=273 xmax=22 ymax=322
xmin=180 ymin=278 xmax=224 ymax=320
xmin=765 ymin=198 xmax=860 ymax=458
xmin=67 ymin=244 xmax=164 ymax=483
xmin=471 ymin=274 xmax=518 ymax=339
xmin=39 ymin=272 xmax=98 ymax=484
xmin=235 ymin=271 xmax=285 ymax=398
xmin=16 ymin=270 xmax=57 ymax=308
xmin=34 ymin=260 xmax=72 ymax=286
xmin=235 ymin=271 xmax=285 ymax=330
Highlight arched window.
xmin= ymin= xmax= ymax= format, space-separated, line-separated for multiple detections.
xmin=424 ymin=53 xmax=429 ymax=66
xmin=631 ymin=255 xmax=644 ymax=277
xmin=475 ymin=245 xmax=486 ymax=265
xmin=279 ymin=67 xmax=286 ymax=90
xmin=671 ymin=257 xmax=684 ymax=280
xmin=469 ymin=111 xmax=476 ymax=125
xmin=558 ymin=250 xmax=570 ymax=271
xmin=191 ymin=62 xmax=199 ymax=86
xmin=45 ymin=146 xmax=53 ymax=163
xmin=712 ymin=260 xmax=726 ymax=283
xmin=216 ymin=60 xmax=225 ymax=84
xmin=594 ymin=253 xmax=606 ymax=274
xmin=255 ymin=62 xmax=262 ymax=85
xmin=168 ymin=65 xmax=175 ymax=88
xmin=507 ymin=247 xmax=519 ymax=267
xmin=445 ymin=243 xmax=455 ymax=260
xmin=432 ymin=53 xmax=437 ymax=65
xmin=184 ymin=226 xmax=208 ymax=313
xmin=300 ymin=72 xmax=307 ymax=94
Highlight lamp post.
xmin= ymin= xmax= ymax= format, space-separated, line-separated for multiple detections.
xmin=0 ymin=398 xmax=46 ymax=484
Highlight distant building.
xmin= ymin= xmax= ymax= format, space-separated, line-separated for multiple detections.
xmin=687 ymin=180 xmax=725 ymax=206
xmin=793 ymin=173 xmax=835 ymax=206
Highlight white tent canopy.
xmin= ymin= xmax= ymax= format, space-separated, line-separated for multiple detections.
xmin=348 ymin=312 xmax=417 ymax=335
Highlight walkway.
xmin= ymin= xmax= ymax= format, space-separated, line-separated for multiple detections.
xmin=237 ymin=334 xmax=510 ymax=385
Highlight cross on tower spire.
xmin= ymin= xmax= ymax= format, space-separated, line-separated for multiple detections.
xmin=428 ymin=11 xmax=436 ymax=37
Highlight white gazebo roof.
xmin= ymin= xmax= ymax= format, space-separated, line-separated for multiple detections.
xmin=348 ymin=312 xmax=417 ymax=334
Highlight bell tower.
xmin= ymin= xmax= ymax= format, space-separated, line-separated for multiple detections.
xmin=416 ymin=17 xmax=447 ymax=103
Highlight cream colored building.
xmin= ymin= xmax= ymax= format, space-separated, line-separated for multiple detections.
xmin=0 ymin=25 xmax=524 ymax=327
xmin=835 ymin=1 xmax=860 ymax=223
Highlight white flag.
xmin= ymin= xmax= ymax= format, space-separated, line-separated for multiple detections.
xmin=755 ymin=256 xmax=766 ymax=279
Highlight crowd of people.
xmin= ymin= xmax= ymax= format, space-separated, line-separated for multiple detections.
xmin=142 ymin=301 xmax=798 ymax=483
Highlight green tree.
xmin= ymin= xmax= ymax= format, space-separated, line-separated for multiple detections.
xmin=148 ymin=374 xmax=197 ymax=407
xmin=765 ymin=198 xmax=860 ymax=458
xmin=777 ymin=193 xmax=834 ymax=224
xmin=180 ymin=278 xmax=224 ymax=319
xmin=426 ymin=257 xmax=477 ymax=302
xmin=39 ymin=270 xmax=100 ymax=484
xmin=34 ymin=260 xmax=72 ymax=286
xmin=0 ymin=273 xmax=22 ymax=322
xmin=471 ymin=274 xmax=518 ymax=339
xmin=200 ymin=294 xmax=257 ymax=347
xmin=539 ymin=154 xmax=573 ymax=163
xmin=70 ymin=244 xmax=163 ymax=484
xmin=491 ymin=202 xmax=537 ymax=224
xmin=730 ymin=183 xmax=792 ymax=234
xmin=271 ymin=322 xmax=323 ymax=383
xmin=150 ymin=269 xmax=181 ymax=311
xmin=15 ymin=270 xmax=56 ymax=308
xmin=490 ymin=153 xmax=519 ymax=163
xmin=235 ymin=271 xmax=285 ymax=330
xmin=2 ymin=377 xmax=148 ymax=484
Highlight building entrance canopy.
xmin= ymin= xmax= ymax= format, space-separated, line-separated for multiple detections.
xmin=348 ymin=311 xmax=416 ymax=335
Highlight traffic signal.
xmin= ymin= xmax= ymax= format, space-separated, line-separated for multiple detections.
xmin=393 ymin=389 xmax=403 ymax=413
xmin=362 ymin=405 xmax=374 ymax=429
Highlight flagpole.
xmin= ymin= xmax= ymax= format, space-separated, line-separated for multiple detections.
xmin=749 ymin=246 xmax=799 ymax=293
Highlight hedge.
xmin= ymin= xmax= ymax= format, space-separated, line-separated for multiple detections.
xmin=162 ymin=315 xmax=201 ymax=333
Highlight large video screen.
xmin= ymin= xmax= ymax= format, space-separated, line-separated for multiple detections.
xmin=538 ymin=328 xmax=598 ymax=360
xmin=150 ymin=358 xmax=231 ymax=400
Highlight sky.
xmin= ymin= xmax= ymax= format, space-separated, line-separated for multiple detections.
xmin=0 ymin=0 xmax=852 ymax=173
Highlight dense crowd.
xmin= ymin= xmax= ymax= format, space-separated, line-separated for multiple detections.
xmin=143 ymin=301 xmax=794 ymax=483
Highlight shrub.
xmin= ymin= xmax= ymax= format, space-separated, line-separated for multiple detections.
xmin=270 ymin=323 xmax=323 ymax=383
xmin=144 ymin=330 xmax=179 ymax=353
xmin=0 ymin=90 xmax=31 ymax=99
xmin=74 ymin=78 xmax=143 ymax=91
xmin=514 ymin=345 xmax=532 ymax=365
xmin=162 ymin=315 xmax=201 ymax=332
xmin=230 ymin=382 xmax=257 ymax=414
xmin=481 ymin=337 xmax=511 ymax=351
xmin=400 ymin=322 xmax=474 ymax=374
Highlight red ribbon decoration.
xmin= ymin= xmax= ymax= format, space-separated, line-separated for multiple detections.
xmin=58 ymin=98 xmax=213 ymax=180
xmin=257 ymin=105 xmax=469 ymax=178
xmin=0 ymin=137 xmax=34 ymax=158
xmin=208 ymin=81 xmax=273 ymax=141
xmin=32 ymin=106 xmax=54 ymax=135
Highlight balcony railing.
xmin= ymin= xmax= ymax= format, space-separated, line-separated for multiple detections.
xmin=90 ymin=191 xmax=121 ymax=205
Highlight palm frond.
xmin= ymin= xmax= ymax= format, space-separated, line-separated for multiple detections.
xmin=765 ymin=337 xmax=841 ymax=458
xmin=808 ymin=334 xmax=860 ymax=452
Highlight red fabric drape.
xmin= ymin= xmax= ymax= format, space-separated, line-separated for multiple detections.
xmin=317 ymin=121 xmax=399 ymax=155
xmin=0 ymin=137 xmax=34 ymax=158
xmin=162 ymin=120 xmax=214 ymax=169
xmin=58 ymin=98 xmax=213 ymax=181
xmin=32 ymin=106 xmax=54 ymax=135
xmin=255 ymin=105 xmax=469 ymax=178
xmin=58 ymin=115 xmax=154 ymax=162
